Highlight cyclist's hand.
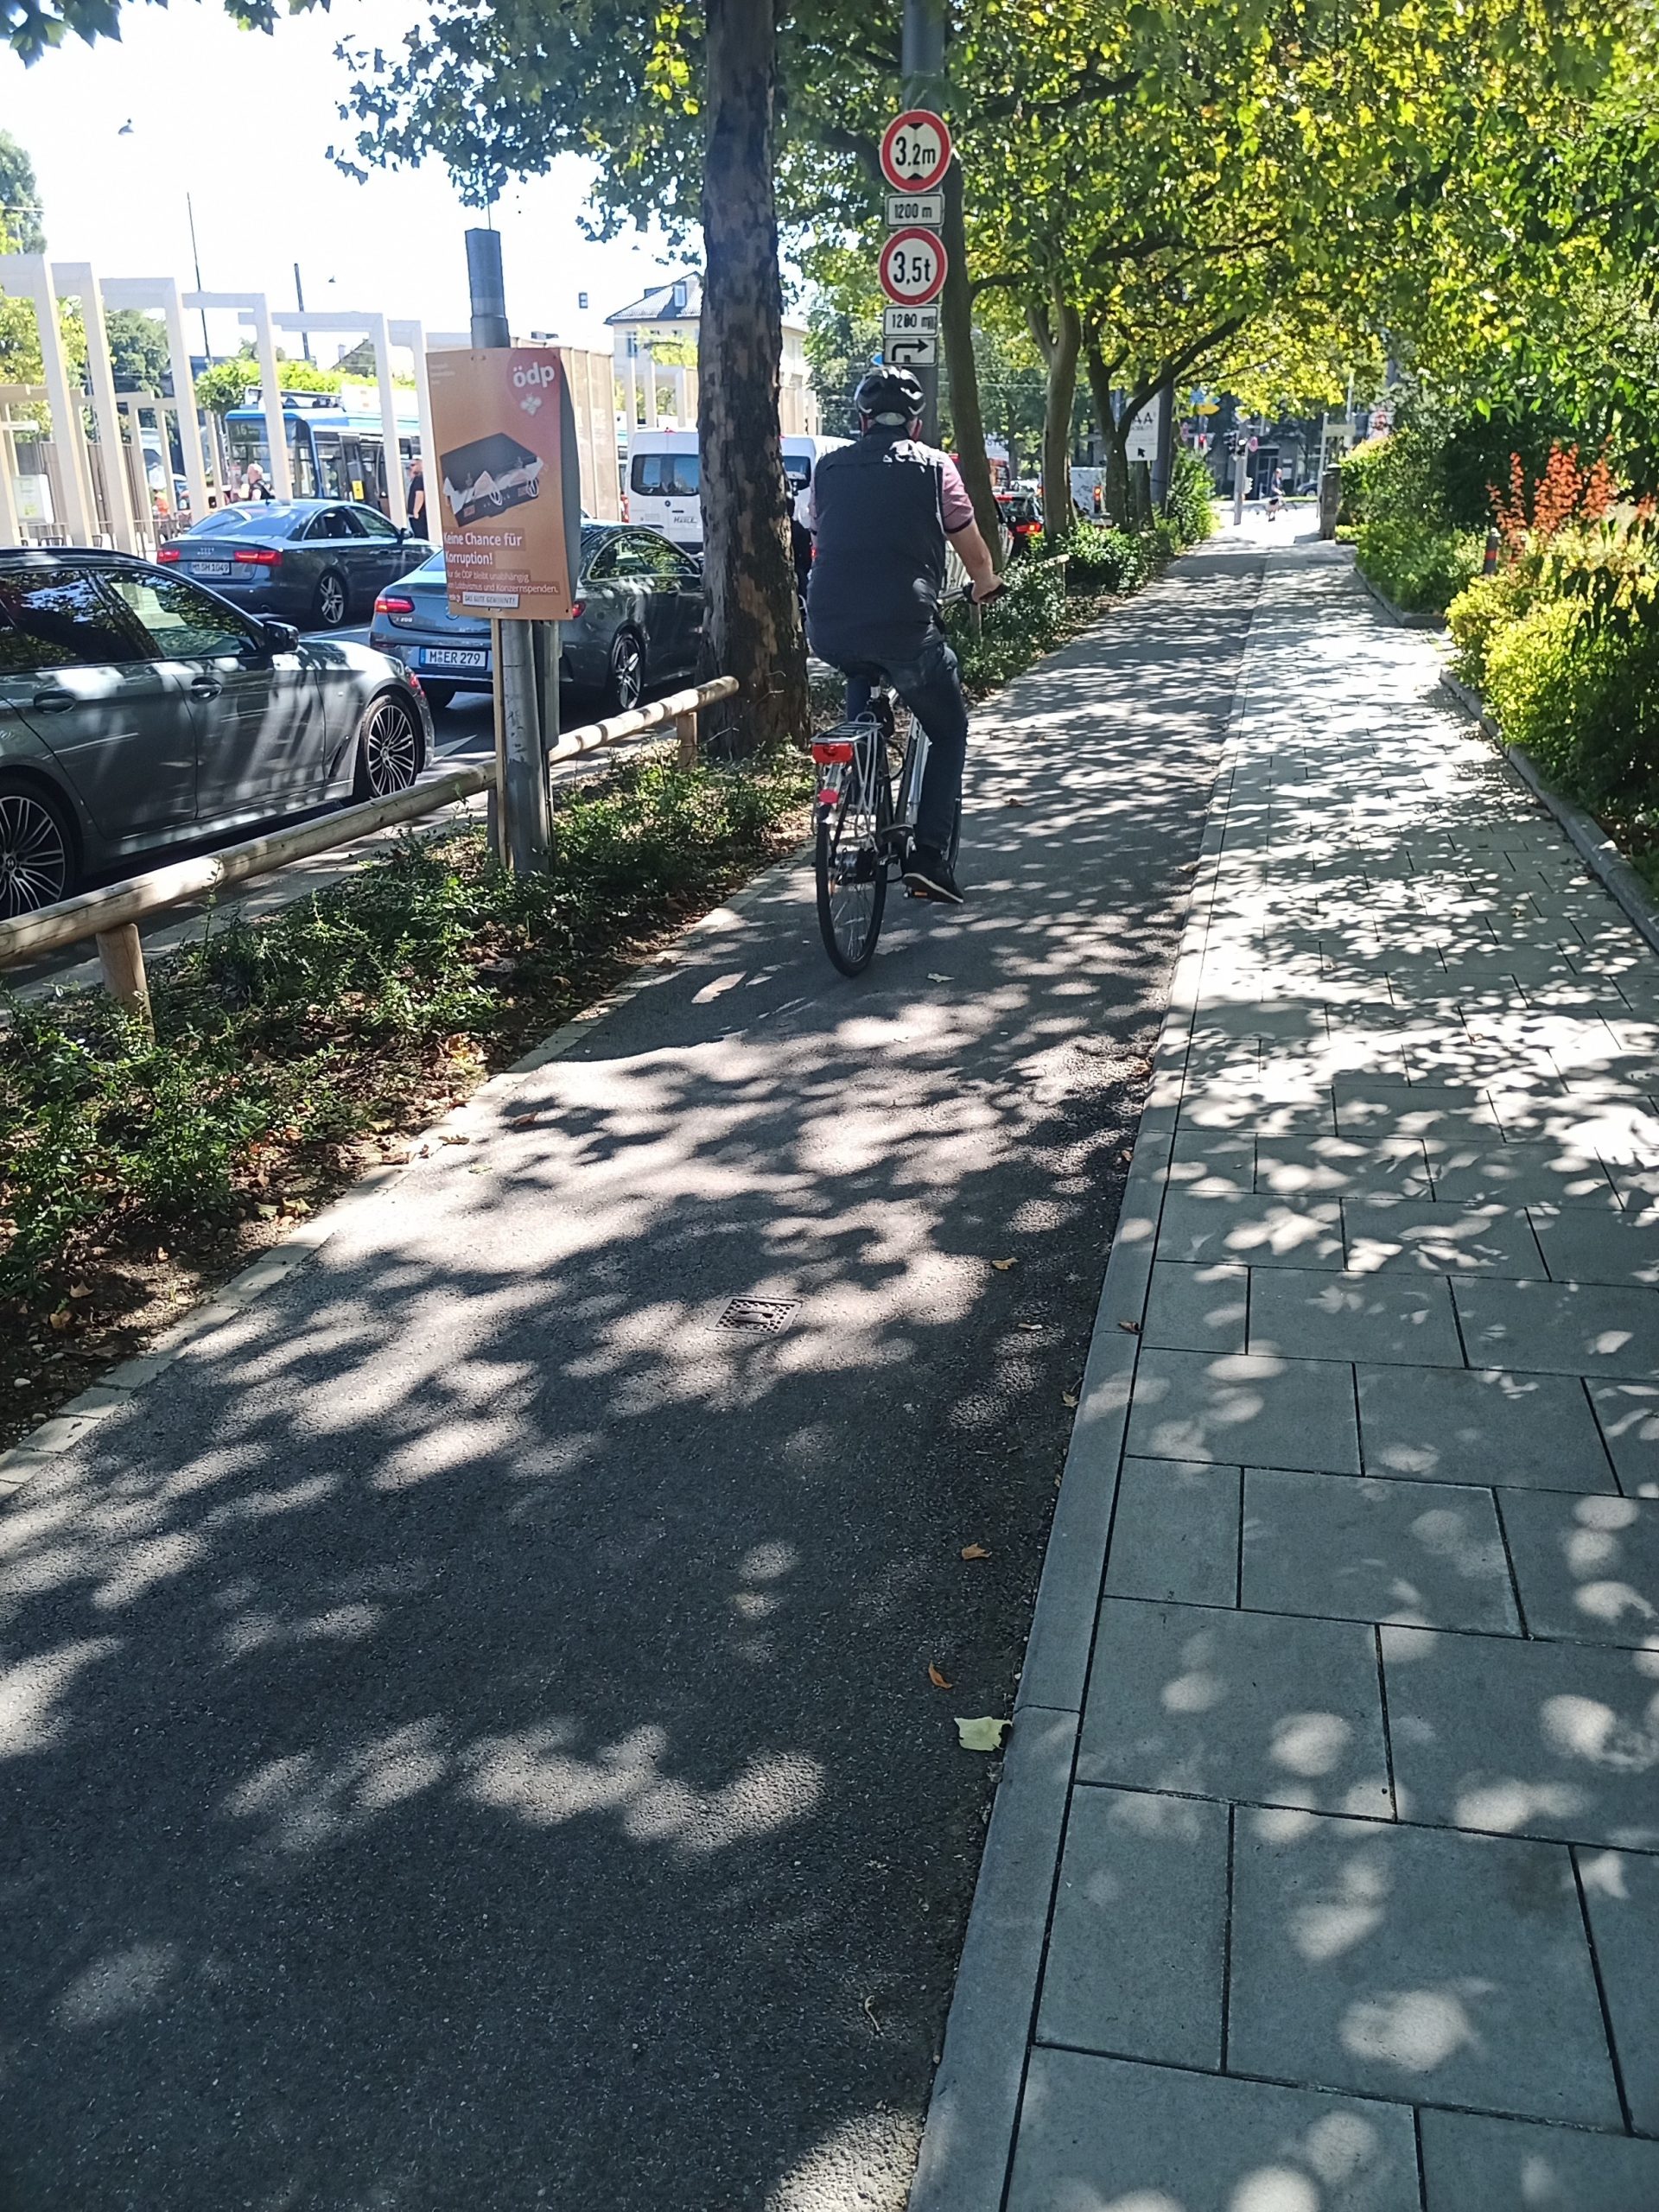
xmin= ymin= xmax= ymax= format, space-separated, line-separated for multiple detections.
xmin=971 ymin=578 xmax=1007 ymax=605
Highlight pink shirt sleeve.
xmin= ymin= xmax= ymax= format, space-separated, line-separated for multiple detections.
xmin=938 ymin=455 xmax=975 ymax=533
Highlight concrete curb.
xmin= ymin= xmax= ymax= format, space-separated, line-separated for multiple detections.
xmin=906 ymin=560 xmax=1262 ymax=2212
xmin=1436 ymin=670 xmax=1659 ymax=964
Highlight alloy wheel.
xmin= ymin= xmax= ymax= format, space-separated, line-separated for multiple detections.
xmin=316 ymin=574 xmax=347 ymax=627
xmin=611 ymin=633 xmax=644 ymax=710
xmin=362 ymin=697 xmax=420 ymax=797
xmin=0 ymin=790 xmax=70 ymax=918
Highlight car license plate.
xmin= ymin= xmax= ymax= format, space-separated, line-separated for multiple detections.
xmin=191 ymin=561 xmax=233 ymax=578
xmin=423 ymin=648 xmax=488 ymax=671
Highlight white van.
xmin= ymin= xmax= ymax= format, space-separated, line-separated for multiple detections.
xmin=625 ymin=429 xmax=849 ymax=552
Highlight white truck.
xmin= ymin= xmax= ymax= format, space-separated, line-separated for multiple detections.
xmin=625 ymin=429 xmax=849 ymax=553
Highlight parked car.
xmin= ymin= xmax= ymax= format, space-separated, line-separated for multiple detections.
xmin=368 ymin=524 xmax=705 ymax=713
xmin=0 ymin=547 xmax=433 ymax=918
xmin=157 ymin=499 xmax=429 ymax=631
xmin=997 ymin=489 xmax=1044 ymax=552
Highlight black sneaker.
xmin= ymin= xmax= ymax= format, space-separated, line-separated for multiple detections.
xmin=903 ymin=843 xmax=964 ymax=906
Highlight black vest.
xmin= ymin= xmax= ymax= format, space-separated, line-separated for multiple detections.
xmin=807 ymin=432 xmax=949 ymax=664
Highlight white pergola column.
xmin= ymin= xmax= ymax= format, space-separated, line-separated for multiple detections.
xmin=103 ymin=277 xmax=210 ymax=524
xmin=187 ymin=292 xmax=293 ymax=501
xmin=642 ymin=343 xmax=658 ymax=429
xmin=0 ymin=253 xmax=92 ymax=541
xmin=389 ymin=318 xmax=435 ymax=528
xmin=623 ymin=352 xmax=638 ymax=430
xmin=365 ymin=312 xmax=407 ymax=527
xmin=56 ymin=262 xmax=137 ymax=550
xmin=0 ymin=416 xmax=20 ymax=548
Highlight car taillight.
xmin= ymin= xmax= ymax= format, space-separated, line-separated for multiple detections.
xmin=569 ymin=600 xmax=585 ymax=619
xmin=375 ymin=594 xmax=416 ymax=614
xmin=156 ymin=544 xmax=181 ymax=563
xmin=234 ymin=547 xmax=282 ymax=566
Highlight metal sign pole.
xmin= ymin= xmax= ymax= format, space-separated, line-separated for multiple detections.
xmin=901 ymin=0 xmax=946 ymax=442
xmin=465 ymin=227 xmax=550 ymax=872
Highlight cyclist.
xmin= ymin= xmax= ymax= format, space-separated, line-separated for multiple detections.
xmin=803 ymin=366 xmax=1001 ymax=906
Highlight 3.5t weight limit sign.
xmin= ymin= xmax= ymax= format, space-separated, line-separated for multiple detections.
xmin=880 ymin=110 xmax=953 ymax=194
xmin=879 ymin=227 xmax=948 ymax=307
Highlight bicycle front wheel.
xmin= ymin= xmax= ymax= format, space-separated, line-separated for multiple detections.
xmin=816 ymin=746 xmax=891 ymax=976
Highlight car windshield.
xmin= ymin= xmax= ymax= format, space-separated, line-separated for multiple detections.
xmin=184 ymin=505 xmax=309 ymax=539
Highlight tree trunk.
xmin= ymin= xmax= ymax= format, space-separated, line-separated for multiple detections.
xmin=697 ymin=0 xmax=809 ymax=754
xmin=1084 ymin=342 xmax=1131 ymax=524
xmin=1028 ymin=291 xmax=1080 ymax=543
xmin=939 ymin=156 xmax=1003 ymax=561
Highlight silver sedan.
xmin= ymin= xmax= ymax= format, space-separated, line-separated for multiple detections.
xmin=0 ymin=548 xmax=434 ymax=918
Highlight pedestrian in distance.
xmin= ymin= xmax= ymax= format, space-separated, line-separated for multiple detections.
xmin=408 ymin=456 xmax=429 ymax=537
xmin=244 ymin=463 xmax=274 ymax=503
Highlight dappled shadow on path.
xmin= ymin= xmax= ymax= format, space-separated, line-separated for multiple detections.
xmin=0 ymin=547 xmax=1260 ymax=2212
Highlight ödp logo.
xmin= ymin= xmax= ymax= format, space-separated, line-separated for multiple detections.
xmin=512 ymin=362 xmax=561 ymax=390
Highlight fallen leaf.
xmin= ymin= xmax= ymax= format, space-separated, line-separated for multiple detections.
xmin=509 ymin=1113 xmax=543 ymax=1128
xmin=68 ymin=1284 xmax=92 ymax=1300
xmin=927 ymin=972 xmax=951 ymax=983
xmin=1118 ymin=1319 xmax=1141 ymax=1334
xmin=1119 ymin=1147 xmax=1134 ymax=1163
xmin=960 ymin=1542 xmax=992 ymax=1561
xmin=283 ymin=1198 xmax=311 ymax=1217
xmin=1005 ymin=797 xmax=1027 ymax=807
xmin=1131 ymin=1058 xmax=1153 ymax=1078
xmin=467 ymin=1162 xmax=489 ymax=1175
xmin=862 ymin=1993 xmax=882 ymax=2033
xmin=1062 ymin=1391 xmax=1079 ymax=1408
xmin=257 ymin=1204 xmax=279 ymax=1220
xmin=956 ymin=1716 xmax=1011 ymax=1753
xmin=440 ymin=1133 xmax=472 ymax=1147
xmin=927 ymin=1663 xmax=952 ymax=1688
xmin=990 ymin=1257 xmax=1018 ymax=1273
xmin=48 ymin=1307 xmax=73 ymax=1333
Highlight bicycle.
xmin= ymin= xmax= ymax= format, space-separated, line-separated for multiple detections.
xmin=811 ymin=587 xmax=995 ymax=976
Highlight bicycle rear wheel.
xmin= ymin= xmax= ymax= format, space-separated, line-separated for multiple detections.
xmin=816 ymin=738 xmax=891 ymax=976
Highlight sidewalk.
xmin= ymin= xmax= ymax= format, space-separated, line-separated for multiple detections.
xmin=914 ymin=532 xmax=1659 ymax=2211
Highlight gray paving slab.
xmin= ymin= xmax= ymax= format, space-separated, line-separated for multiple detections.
xmin=1426 ymin=1141 xmax=1621 ymax=1209
xmin=1104 ymin=1457 xmax=1242 ymax=1606
xmin=1243 ymin=1467 xmax=1518 ymax=1631
xmin=1255 ymin=1134 xmax=1435 ymax=1198
xmin=1381 ymin=1623 xmax=1659 ymax=1848
xmin=1143 ymin=1260 xmax=1251 ymax=1354
xmin=1419 ymin=2108 xmax=1659 ymax=2212
xmin=1357 ymin=1363 xmax=1616 ymax=1491
xmin=1500 ymin=1491 xmax=1659 ymax=1646
xmin=1332 ymin=1078 xmax=1505 ymax=1142
xmin=1078 ymin=1597 xmax=1392 ymax=1815
xmin=1454 ymin=1277 xmax=1659 ymax=1381
xmin=1006 ymin=2046 xmax=1421 ymax=2212
xmin=1154 ymin=1188 xmax=1346 ymax=1268
xmin=1578 ymin=1845 xmax=1659 ymax=2134
xmin=1126 ymin=1347 xmax=1362 ymax=1472
xmin=1588 ymin=1380 xmax=1659 ymax=1498
xmin=1532 ymin=1205 xmax=1659 ymax=1288
xmin=1229 ymin=1808 xmax=1622 ymax=2126
xmin=1034 ymin=1784 xmax=1228 ymax=2068
xmin=1341 ymin=1198 xmax=1547 ymax=1280
xmin=1249 ymin=1265 xmax=1465 ymax=1368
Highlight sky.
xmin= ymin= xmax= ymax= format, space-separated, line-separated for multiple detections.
xmin=0 ymin=0 xmax=688 ymax=361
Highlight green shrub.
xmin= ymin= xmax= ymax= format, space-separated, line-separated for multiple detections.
xmin=1354 ymin=516 xmax=1481 ymax=613
xmin=1063 ymin=525 xmax=1146 ymax=593
xmin=1166 ymin=451 xmax=1217 ymax=543
xmin=1483 ymin=598 xmax=1659 ymax=811
xmin=1446 ymin=567 xmax=1537 ymax=688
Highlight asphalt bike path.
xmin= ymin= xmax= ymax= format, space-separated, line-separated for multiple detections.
xmin=0 ymin=541 xmax=1260 ymax=2210
xmin=916 ymin=527 xmax=1659 ymax=2212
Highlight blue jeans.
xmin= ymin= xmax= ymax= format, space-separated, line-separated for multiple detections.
xmin=837 ymin=627 xmax=969 ymax=855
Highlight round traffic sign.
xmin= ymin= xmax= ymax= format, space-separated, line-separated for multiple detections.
xmin=880 ymin=110 xmax=953 ymax=194
xmin=878 ymin=227 xmax=948 ymax=305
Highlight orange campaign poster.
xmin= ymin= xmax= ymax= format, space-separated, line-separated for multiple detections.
xmin=426 ymin=347 xmax=582 ymax=620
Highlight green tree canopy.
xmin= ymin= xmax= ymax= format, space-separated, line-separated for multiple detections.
xmin=0 ymin=128 xmax=45 ymax=253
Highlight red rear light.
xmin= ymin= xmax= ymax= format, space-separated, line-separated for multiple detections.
xmin=234 ymin=547 xmax=282 ymax=566
xmin=570 ymin=600 xmax=585 ymax=619
xmin=375 ymin=594 xmax=415 ymax=614
xmin=156 ymin=545 xmax=181 ymax=563
xmin=811 ymin=741 xmax=855 ymax=764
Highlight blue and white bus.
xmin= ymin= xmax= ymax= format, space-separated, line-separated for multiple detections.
xmin=225 ymin=394 xmax=422 ymax=512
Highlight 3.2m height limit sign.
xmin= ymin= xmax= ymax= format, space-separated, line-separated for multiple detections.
xmin=878 ymin=226 xmax=948 ymax=307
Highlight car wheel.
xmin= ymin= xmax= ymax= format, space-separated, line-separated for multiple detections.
xmin=352 ymin=691 xmax=424 ymax=801
xmin=0 ymin=774 xmax=75 ymax=918
xmin=420 ymin=680 xmax=456 ymax=711
xmin=312 ymin=570 xmax=349 ymax=629
xmin=605 ymin=630 xmax=645 ymax=713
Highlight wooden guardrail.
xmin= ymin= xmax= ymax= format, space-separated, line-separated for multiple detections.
xmin=0 ymin=673 xmax=740 ymax=1023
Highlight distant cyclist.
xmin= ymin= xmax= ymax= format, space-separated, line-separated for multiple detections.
xmin=803 ymin=367 xmax=1001 ymax=906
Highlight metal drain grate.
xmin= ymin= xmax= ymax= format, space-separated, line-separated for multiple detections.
xmin=717 ymin=1297 xmax=801 ymax=1334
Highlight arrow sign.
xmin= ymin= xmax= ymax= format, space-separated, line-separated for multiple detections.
xmin=887 ymin=334 xmax=938 ymax=366
xmin=879 ymin=227 xmax=948 ymax=306
xmin=880 ymin=111 xmax=953 ymax=194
